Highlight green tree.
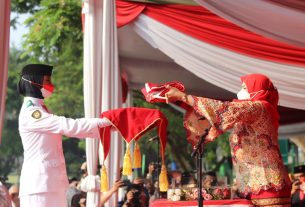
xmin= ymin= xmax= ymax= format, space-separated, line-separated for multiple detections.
xmin=0 ymin=47 xmax=29 ymax=180
xmin=11 ymin=0 xmax=42 ymax=14
xmin=10 ymin=0 xmax=42 ymax=29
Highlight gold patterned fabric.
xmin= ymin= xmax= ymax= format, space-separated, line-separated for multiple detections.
xmin=184 ymin=96 xmax=291 ymax=196
xmin=251 ymin=197 xmax=291 ymax=206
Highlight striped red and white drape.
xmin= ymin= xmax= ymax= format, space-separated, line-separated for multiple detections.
xmin=116 ymin=0 xmax=305 ymax=66
xmin=195 ymin=0 xmax=305 ymax=49
xmin=115 ymin=0 xmax=305 ymax=110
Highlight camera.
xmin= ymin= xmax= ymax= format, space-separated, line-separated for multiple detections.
xmin=121 ymin=179 xmax=132 ymax=187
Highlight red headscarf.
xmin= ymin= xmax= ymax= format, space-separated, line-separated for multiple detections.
xmin=240 ymin=74 xmax=279 ymax=129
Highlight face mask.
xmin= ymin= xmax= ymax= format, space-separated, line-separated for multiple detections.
xmin=249 ymin=90 xmax=264 ymax=99
xmin=22 ymin=77 xmax=54 ymax=98
xmin=237 ymin=89 xmax=250 ymax=100
xmin=40 ymin=84 xmax=54 ymax=98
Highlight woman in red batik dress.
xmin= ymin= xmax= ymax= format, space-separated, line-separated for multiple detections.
xmin=165 ymin=74 xmax=291 ymax=207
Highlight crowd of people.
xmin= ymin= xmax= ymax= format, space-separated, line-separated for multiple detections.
xmin=87 ymin=163 xmax=305 ymax=207
xmin=3 ymin=163 xmax=305 ymax=207
xmin=0 ymin=161 xmax=228 ymax=207
xmin=70 ymin=161 xmax=159 ymax=207
xmin=66 ymin=161 xmax=164 ymax=207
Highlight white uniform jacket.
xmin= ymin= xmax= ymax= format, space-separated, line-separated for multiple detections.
xmin=18 ymin=97 xmax=108 ymax=196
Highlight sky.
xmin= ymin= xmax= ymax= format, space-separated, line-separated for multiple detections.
xmin=10 ymin=13 xmax=30 ymax=48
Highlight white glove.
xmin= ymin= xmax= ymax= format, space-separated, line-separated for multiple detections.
xmin=97 ymin=118 xmax=112 ymax=128
xmin=79 ymin=175 xmax=101 ymax=192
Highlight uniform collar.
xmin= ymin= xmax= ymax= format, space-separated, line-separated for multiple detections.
xmin=24 ymin=97 xmax=45 ymax=107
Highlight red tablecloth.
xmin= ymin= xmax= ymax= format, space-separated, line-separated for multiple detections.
xmin=150 ymin=199 xmax=253 ymax=207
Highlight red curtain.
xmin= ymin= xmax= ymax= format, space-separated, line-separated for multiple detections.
xmin=116 ymin=0 xmax=146 ymax=27
xmin=116 ymin=0 xmax=305 ymax=66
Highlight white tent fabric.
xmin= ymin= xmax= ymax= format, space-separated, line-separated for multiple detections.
xmin=83 ymin=0 xmax=122 ymax=206
xmin=130 ymin=14 xmax=305 ymax=110
xmin=279 ymin=122 xmax=305 ymax=137
xmin=99 ymin=0 xmax=122 ymax=207
xmin=0 ymin=0 xmax=10 ymax=144
xmin=83 ymin=0 xmax=102 ymax=206
xmin=195 ymin=0 xmax=305 ymax=48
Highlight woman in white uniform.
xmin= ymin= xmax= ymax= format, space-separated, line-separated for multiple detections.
xmin=17 ymin=64 xmax=110 ymax=207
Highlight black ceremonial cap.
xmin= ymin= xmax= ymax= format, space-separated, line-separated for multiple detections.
xmin=294 ymin=165 xmax=305 ymax=174
xmin=21 ymin=64 xmax=53 ymax=76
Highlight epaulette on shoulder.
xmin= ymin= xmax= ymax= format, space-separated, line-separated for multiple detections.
xmin=26 ymin=100 xmax=35 ymax=108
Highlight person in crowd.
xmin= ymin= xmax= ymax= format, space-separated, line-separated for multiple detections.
xmin=81 ymin=162 xmax=88 ymax=178
xmin=0 ymin=179 xmax=11 ymax=207
xmin=70 ymin=191 xmax=86 ymax=207
xmin=181 ymin=172 xmax=197 ymax=188
xmin=170 ymin=171 xmax=182 ymax=188
xmin=8 ymin=185 xmax=19 ymax=207
xmin=138 ymin=186 xmax=149 ymax=207
xmin=133 ymin=178 xmax=149 ymax=207
xmin=144 ymin=162 xmax=160 ymax=201
xmin=117 ymin=177 xmax=150 ymax=207
xmin=100 ymin=179 xmax=125 ymax=207
xmin=78 ymin=196 xmax=86 ymax=207
xmin=67 ymin=187 xmax=84 ymax=207
xmin=145 ymin=162 xmax=157 ymax=183
xmin=122 ymin=184 xmax=142 ymax=207
xmin=66 ymin=176 xmax=85 ymax=207
xmin=291 ymin=165 xmax=305 ymax=207
xmin=69 ymin=177 xmax=79 ymax=188
xmin=77 ymin=162 xmax=88 ymax=190
xmin=202 ymin=171 xmax=218 ymax=189
xmin=229 ymin=178 xmax=239 ymax=199
xmin=144 ymin=179 xmax=156 ymax=204
xmin=164 ymin=74 xmax=291 ymax=206
xmin=17 ymin=64 xmax=112 ymax=207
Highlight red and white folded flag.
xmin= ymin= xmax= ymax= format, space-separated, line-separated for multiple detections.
xmin=141 ymin=81 xmax=185 ymax=103
xmin=141 ymin=81 xmax=211 ymax=147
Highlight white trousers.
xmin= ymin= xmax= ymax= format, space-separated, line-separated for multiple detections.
xmin=20 ymin=192 xmax=67 ymax=207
